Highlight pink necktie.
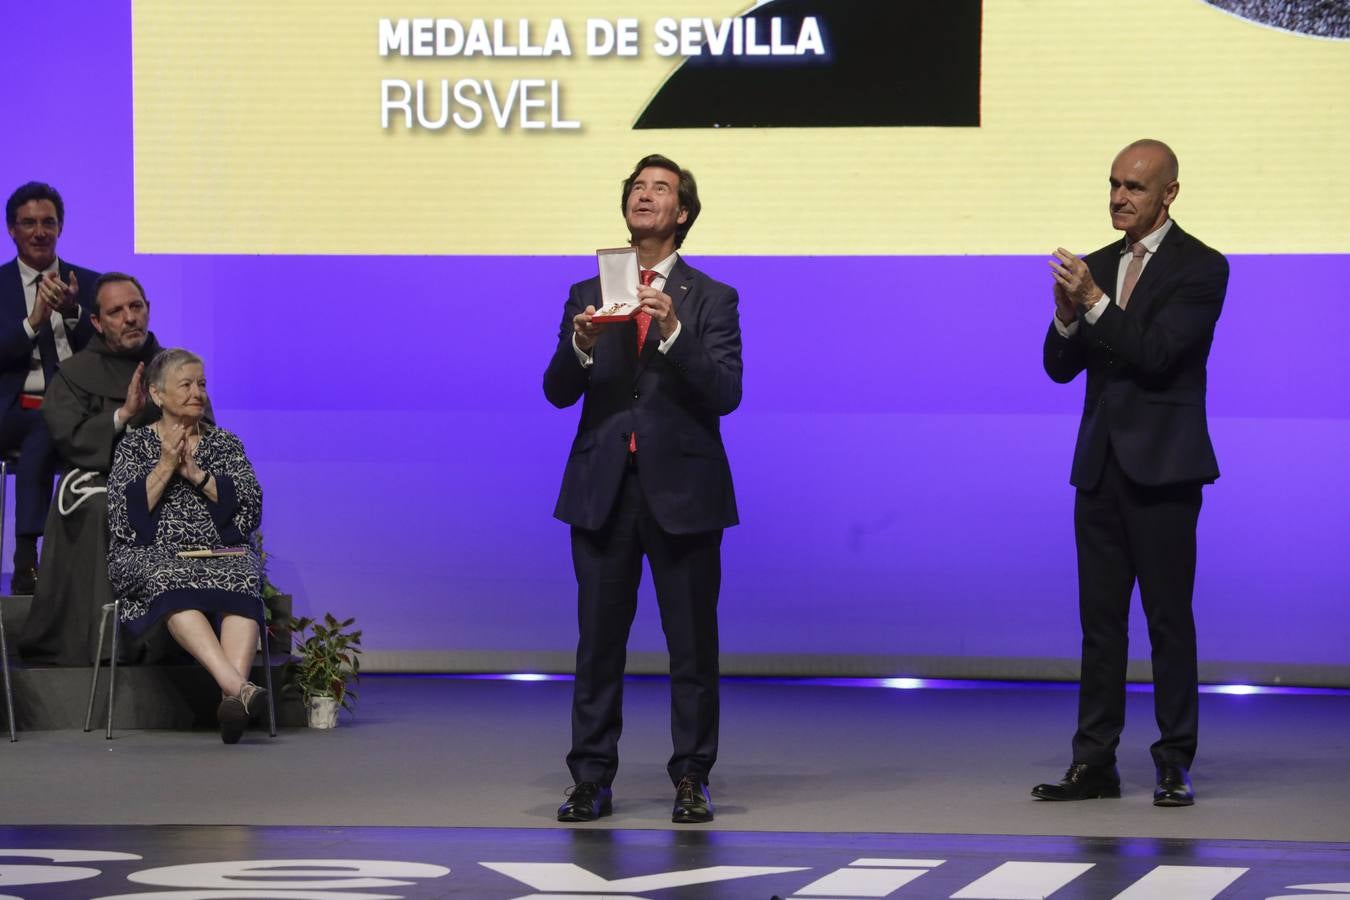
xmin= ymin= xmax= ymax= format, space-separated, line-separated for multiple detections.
xmin=1119 ymin=242 xmax=1147 ymax=310
xmin=629 ymin=269 xmax=658 ymax=454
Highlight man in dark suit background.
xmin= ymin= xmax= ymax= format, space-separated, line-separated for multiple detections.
xmin=1035 ymin=140 xmax=1228 ymax=807
xmin=544 ymin=154 xmax=742 ymax=824
xmin=2 ymin=182 xmax=98 ymax=594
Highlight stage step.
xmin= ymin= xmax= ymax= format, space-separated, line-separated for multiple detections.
xmin=3 ymin=593 xmax=307 ymax=732
xmin=6 ymin=658 xmax=306 ymax=732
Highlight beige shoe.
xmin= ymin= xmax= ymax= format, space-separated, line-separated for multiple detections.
xmin=238 ymin=681 xmax=269 ymax=718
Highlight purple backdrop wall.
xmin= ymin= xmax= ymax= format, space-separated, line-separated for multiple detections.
xmin=4 ymin=3 xmax=1346 ymax=679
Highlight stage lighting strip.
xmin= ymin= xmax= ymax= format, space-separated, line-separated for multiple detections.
xmin=394 ymin=673 xmax=1350 ymax=696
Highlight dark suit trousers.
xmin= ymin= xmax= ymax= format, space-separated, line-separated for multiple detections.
xmin=568 ymin=466 xmax=722 ymax=788
xmin=0 ymin=403 xmax=59 ymax=544
xmin=1073 ymin=449 xmax=1202 ymax=770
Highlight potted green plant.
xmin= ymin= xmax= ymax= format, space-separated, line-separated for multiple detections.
xmin=284 ymin=613 xmax=363 ymax=729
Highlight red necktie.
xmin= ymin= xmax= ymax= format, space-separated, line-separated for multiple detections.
xmin=635 ymin=268 xmax=657 ymax=353
xmin=629 ymin=269 xmax=658 ymax=453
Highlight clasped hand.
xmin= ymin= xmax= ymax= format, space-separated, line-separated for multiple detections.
xmin=1049 ymin=248 xmax=1102 ymax=324
xmin=158 ymin=422 xmax=204 ymax=484
xmin=29 ymin=271 xmax=80 ymax=328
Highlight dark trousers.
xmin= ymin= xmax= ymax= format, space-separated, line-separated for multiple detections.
xmin=567 ymin=467 xmax=722 ymax=787
xmin=0 ymin=403 xmax=59 ymax=549
xmin=1073 ymin=450 xmax=1203 ymax=770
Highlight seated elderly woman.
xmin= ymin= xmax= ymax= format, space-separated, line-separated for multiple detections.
xmin=106 ymin=348 xmax=267 ymax=744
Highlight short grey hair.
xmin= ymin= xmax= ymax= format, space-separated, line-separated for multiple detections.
xmin=146 ymin=348 xmax=205 ymax=390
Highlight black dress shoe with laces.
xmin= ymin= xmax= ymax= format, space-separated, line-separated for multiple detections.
xmin=1031 ymin=763 xmax=1122 ymax=801
xmin=557 ymin=782 xmax=612 ymax=822
xmin=1153 ymin=764 xmax=1195 ymax=807
xmin=672 ymin=774 xmax=714 ymax=823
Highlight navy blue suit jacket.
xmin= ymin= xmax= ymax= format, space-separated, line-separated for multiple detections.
xmin=0 ymin=258 xmax=98 ymax=416
xmin=1043 ymin=222 xmax=1228 ymax=489
xmin=544 ymin=257 xmax=741 ymax=535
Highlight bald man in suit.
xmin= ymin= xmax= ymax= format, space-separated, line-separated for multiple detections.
xmin=1035 ymin=140 xmax=1228 ymax=807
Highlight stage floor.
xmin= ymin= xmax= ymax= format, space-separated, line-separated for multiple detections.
xmin=0 ymin=825 xmax=1346 ymax=898
xmin=3 ymin=676 xmax=1348 ymax=898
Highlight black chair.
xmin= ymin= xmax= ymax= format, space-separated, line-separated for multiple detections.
xmin=84 ymin=597 xmax=277 ymax=740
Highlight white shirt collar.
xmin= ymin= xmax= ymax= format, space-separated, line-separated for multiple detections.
xmin=645 ymin=251 xmax=679 ymax=281
xmin=1122 ymin=218 xmax=1174 ymax=256
xmin=16 ymin=255 xmax=60 ymax=285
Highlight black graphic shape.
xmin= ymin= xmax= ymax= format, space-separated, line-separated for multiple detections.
xmin=1205 ymin=0 xmax=1350 ymax=39
xmin=635 ymin=0 xmax=982 ymax=129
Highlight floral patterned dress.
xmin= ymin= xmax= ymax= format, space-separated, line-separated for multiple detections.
xmin=107 ymin=423 xmax=264 ymax=632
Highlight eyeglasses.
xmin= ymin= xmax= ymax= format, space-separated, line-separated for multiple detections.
xmin=14 ymin=217 xmax=59 ymax=231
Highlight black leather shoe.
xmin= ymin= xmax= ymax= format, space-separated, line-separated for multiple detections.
xmin=9 ymin=565 xmax=36 ymax=595
xmin=1031 ymin=763 xmax=1122 ymax=801
xmin=672 ymin=774 xmax=714 ymax=823
xmin=1153 ymin=764 xmax=1195 ymax=807
xmin=557 ymin=782 xmax=612 ymax=822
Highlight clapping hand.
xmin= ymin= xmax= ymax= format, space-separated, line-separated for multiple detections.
xmin=119 ymin=363 xmax=147 ymax=425
xmin=175 ymin=428 xmax=204 ymax=484
xmin=1049 ymin=248 xmax=1103 ymax=308
xmin=27 ymin=271 xmax=76 ymax=329
xmin=1053 ymin=282 xmax=1077 ymax=326
xmin=158 ymin=422 xmax=203 ymax=483
xmin=38 ymin=270 xmax=80 ymax=316
xmin=158 ymin=422 xmax=186 ymax=470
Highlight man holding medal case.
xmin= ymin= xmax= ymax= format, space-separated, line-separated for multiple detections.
xmin=544 ymin=154 xmax=743 ymax=823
